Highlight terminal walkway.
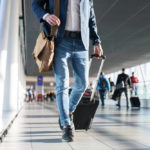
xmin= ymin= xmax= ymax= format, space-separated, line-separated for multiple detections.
xmin=0 ymin=101 xmax=150 ymax=150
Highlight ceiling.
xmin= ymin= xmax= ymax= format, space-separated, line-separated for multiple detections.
xmin=24 ymin=0 xmax=150 ymax=77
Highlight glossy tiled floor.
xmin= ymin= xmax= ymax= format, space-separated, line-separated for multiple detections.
xmin=0 ymin=101 xmax=150 ymax=150
xmin=0 ymin=111 xmax=17 ymax=130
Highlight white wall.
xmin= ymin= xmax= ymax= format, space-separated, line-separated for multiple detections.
xmin=0 ymin=0 xmax=26 ymax=116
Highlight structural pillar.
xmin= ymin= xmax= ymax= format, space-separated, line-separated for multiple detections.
xmin=3 ymin=0 xmax=20 ymax=112
xmin=0 ymin=0 xmax=11 ymax=116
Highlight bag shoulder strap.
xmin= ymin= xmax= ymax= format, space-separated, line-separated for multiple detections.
xmin=50 ymin=0 xmax=60 ymax=37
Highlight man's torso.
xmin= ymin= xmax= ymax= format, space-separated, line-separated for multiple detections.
xmin=43 ymin=0 xmax=91 ymax=49
xmin=118 ymin=73 xmax=129 ymax=87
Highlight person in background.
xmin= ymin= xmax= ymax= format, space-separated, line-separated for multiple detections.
xmin=32 ymin=86 xmax=36 ymax=101
xmin=130 ymin=72 xmax=139 ymax=96
xmin=27 ymin=88 xmax=33 ymax=102
xmin=87 ymin=81 xmax=94 ymax=90
xmin=108 ymin=77 xmax=115 ymax=93
xmin=96 ymin=72 xmax=110 ymax=106
xmin=116 ymin=68 xmax=131 ymax=108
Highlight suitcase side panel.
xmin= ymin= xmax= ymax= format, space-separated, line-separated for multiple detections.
xmin=73 ymin=99 xmax=99 ymax=130
xmin=130 ymin=97 xmax=140 ymax=107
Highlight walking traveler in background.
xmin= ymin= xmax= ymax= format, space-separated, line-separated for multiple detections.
xmin=130 ymin=72 xmax=139 ymax=96
xmin=97 ymin=72 xmax=110 ymax=106
xmin=108 ymin=77 xmax=115 ymax=99
xmin=109 ymin=77 xmax=115 ymax=93
xmin=116 ymin=68 xmax=131 ymax=108
xmin=32 ymin=0 xmax=103 ymax=142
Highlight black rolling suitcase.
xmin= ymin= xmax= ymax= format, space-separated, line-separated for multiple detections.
xmin=73 ymin=54 xmax=106 ymax=130
xmin=130 ymin=97 xmax=140 ymax=107
xmin=112 ymin=89 xmax=121 ymax=101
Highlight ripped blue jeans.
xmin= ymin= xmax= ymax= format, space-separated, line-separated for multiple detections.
xmin=53 ymin=36 xmax=89 ymax=126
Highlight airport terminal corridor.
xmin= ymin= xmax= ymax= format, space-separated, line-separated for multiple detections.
xmin=1 ymin=0 xmax=150 ymax=149
xmin=0 ymin=102 xmax=150 ymax=150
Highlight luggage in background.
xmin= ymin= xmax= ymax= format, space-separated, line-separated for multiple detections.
xmin=130 ymin=96 xmax=140 ymax=107
xmin=112 ymin=89 xmax=121 ymax=101
xmin=37 ymin=94 xmax=43 ymax=101
xmin=73 ymin=54 xmax=106 ymax=130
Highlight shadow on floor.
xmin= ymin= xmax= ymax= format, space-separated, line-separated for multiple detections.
xmin=22 ymin=131 xmax=61 ymax=134
xmin=20 ymin=138 xmax=62 ymax=143
xmin=23 ymin=115 xmax=58 ymax=118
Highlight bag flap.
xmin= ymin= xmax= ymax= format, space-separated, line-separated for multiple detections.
xmin=32 ymin=31 xmax=48 ymax=58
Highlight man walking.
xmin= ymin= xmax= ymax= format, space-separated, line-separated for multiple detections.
xmin=116 ymin=68 xmax=131 ymax=108
xmin=32 ymin=0 xmax=103 ymax=142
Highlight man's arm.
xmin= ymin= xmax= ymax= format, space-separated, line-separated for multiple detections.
xmin=96 ymin=78 xmax=100 ymax=90
xmin=136 ymin=77 xmax=139 ymax=83
xmin=89 ymin=0 xmax=101 ymax=45
xmin=116 ymin=75 xmax=120 ymax=85
xmin=32 ymin=0 xmax=48 ymax=22
xmin=89 ymin=0 xmax=103 ymax=56
xmin=106 ymin=78 xmax=111 ymax=91
xmin=127 ymin=76 xmax=131 ymax=87
xmin=32 ymin=0 xmax=60 ymax=26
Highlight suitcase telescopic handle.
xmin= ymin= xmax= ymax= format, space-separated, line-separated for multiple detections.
xmin=89 ymin=54 xmax=106 ymax=70
xmin=90 ymin=54 xmax=106 ymax=59
xmin=89 ymin=54 xmax=106 ymax=102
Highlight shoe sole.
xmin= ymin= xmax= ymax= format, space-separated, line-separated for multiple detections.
xmin=62 ymin=138 xmax=73 ymax=142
